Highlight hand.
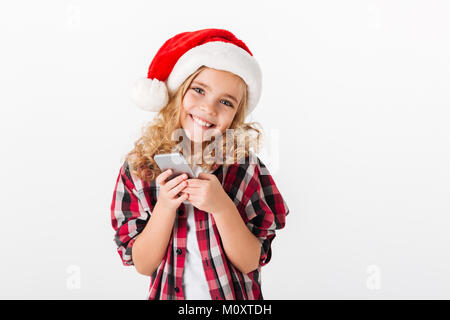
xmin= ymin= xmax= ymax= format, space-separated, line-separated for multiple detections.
xmin=181 ymin=172 xmax=233 ymax=215
xmin=155 ymin=169 xmax=189 ymax=212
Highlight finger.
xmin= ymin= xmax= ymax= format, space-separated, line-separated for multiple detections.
xmin=156 ymin=169 xmax=172 ymax=186
xmin=184 ymin=194 xmax=200 ymax=203
xmin=165 ymin=173 xmax=188 ymax=191
xmin=178 ymin=192 xmax=189 ymax=203
xmin=184 ymin=178 xmax=204 ymax=188
xmin=180 ymin=191 xmax=192 ymax=202
xmin=169 ymin=179 xmax=188 ymax=198
xmin=180 ymin=187 xmax=198 ymax=196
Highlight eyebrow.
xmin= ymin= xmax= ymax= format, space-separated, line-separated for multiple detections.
xmin=192 ymin=81 xmax=239 ymax=104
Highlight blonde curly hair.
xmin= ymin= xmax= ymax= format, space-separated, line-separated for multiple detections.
xmin=124 ymin=65 xmax=263 ymax=183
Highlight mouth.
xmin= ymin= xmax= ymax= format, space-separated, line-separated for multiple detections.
xmin=190 ymin=114 xmax=216 ymax=129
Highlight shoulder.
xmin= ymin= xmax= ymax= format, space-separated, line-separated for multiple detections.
xmin=117 ymin=160 xmax=136 ymax=191
xmin=118 ymin=160 xmax=158 ymax=210
xmin=223 ymin=151 xmax=268 ymax=181
xmin=119 ymin=160 xmax=156 ymax=192
xmin=222 ymin=151 xmax=271 ymax=203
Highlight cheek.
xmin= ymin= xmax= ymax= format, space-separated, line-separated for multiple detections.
xmin=222 ymin=112 xmax=236 ymax=127
xmin=182 ymin=92 xmax=197 ymax=108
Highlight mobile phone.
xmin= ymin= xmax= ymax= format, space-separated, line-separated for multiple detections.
xmin=153 ymin=152 xmax=196 ymax=181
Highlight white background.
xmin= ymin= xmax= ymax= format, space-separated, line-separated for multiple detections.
xmin=1 ymin=0 xmax=449 ymax=299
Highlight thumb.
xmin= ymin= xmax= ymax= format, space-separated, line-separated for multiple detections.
xmin=197 ymin=172 xmax=211 ymax=180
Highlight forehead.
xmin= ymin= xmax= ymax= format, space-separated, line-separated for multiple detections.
xmin=193 ymin=68 xmax=245 ymax=96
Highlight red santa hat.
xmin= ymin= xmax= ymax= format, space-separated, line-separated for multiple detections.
xmin=130 ymin=28 xmax=262 ymax=118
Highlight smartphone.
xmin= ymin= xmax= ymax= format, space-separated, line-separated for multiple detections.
xmin=153 ymin=152 xmax=196 ymax=181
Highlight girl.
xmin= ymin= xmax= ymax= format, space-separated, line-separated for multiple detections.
xmin=111 ymin=28 xmax=289 ymax=300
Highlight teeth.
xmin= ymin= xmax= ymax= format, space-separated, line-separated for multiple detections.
xmin=192 ymin=115 xmax=213 ymax=127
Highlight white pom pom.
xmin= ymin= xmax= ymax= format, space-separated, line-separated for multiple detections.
xmin=130 ymin=78 xmax=169 ymax=112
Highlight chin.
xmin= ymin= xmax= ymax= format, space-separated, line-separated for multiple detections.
xmin=189 ymin=136 xmax=204 ymax=143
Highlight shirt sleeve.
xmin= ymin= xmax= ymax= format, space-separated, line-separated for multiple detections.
xmin=242 ymin=155 xmax=290 ymax=268
xmin=110 ymin=160 xmax=152 ymax=266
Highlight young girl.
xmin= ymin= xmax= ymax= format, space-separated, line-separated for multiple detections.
xmin=110 ymin=28 xmax=290 ymax=300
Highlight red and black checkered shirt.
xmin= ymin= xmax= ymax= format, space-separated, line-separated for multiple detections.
xmin=110 ymin=151 xmax=289 ymax=300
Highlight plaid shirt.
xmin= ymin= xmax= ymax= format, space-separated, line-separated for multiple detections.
xmin=110 ymin=151 xmax=289 ymax=300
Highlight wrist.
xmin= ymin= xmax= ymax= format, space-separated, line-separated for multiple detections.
xmin=155 ymin=199 xmax=177 ymax=216
xmin=214 ymin=197 xmax=235 ymax=217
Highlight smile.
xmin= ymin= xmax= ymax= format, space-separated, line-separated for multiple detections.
xmin=190 ymin=114 xmax=215 ymax=128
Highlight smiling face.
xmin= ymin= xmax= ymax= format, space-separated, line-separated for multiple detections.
xmin=180 ymin=67 xmax=246 ymax=146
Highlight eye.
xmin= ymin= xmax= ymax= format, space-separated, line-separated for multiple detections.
xmin=192 ymin=87 xmax=204 ymax=94
xmin=220 ymin=99 xmax=233 ymax=107
xmin=192 ymin=87 xmax=233 ymax=108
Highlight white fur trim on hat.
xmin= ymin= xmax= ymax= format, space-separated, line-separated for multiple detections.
xmin=166 ymin=41 xmax=262 ymax=117
xmin=130 ymin=77 xmax=169 ymax=112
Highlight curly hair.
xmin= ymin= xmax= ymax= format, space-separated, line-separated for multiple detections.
xmin=124 ymin=65 xmax=264 ymax=183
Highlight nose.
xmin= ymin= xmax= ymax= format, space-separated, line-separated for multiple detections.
xmin=199 ymin=99 xmax=217 ymax=116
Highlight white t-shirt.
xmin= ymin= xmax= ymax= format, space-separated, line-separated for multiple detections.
xmin=181 ymin=164 xmax=212 ymax=300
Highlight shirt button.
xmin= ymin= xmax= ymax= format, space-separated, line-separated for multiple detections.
xmin=175 ymin=287 xmax=180 ymax=293
xmin=178 ymin=210 xmax=184 ymax=216
xmin=176 ymin=248 xmax=182 ymax=255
